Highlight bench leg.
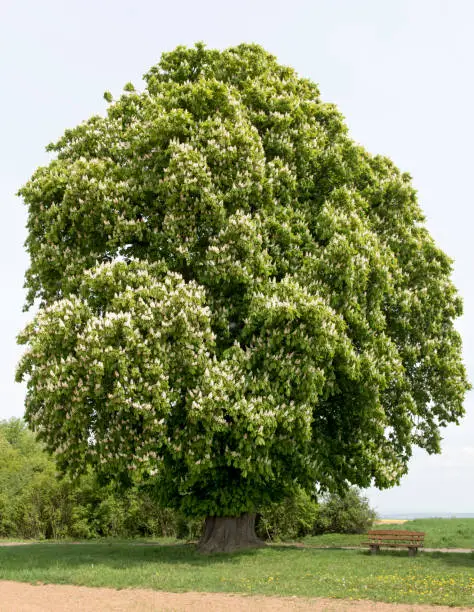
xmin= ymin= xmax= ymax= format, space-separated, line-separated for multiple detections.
xmin=408 ymin=548 xmax=417 ymax=557
xmin=370 ymin=545 xmax=379 ymax=555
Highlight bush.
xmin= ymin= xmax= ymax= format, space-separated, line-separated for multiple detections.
xmin=0 ymin=420 xmax=375 ymax=541
xmin=313 ymin=488 xmax=376 ymax=534
xmin=257 ymin=489 xmax=319 ymax=540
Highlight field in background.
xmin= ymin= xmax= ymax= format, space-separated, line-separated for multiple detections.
xmin=301 ymin=518 xmax=474 ymax=549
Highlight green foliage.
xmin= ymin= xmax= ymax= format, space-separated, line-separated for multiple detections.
xmin=313 ymin=488 xmax=376 ymax=534
xmin=256 ymin=488 xmax=319 ymax=540
xmin=0 ymin=419 xmax=58 ymax=539
xmin=256 ymin=487 xmax=375 ymax=540
xmin=0 ymin=419 xmax=201 ymax=540
xmin=17 ymin=43 xmax=470 ymax=519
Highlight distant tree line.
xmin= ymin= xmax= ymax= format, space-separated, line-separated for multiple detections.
xmin=0 ymin=419 xmax=375 ymax=540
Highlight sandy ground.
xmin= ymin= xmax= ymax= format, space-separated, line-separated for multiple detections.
xmin=0 ymin=581 xmax=472 ymax=612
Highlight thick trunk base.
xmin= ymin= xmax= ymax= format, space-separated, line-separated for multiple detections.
xmin=197 ymin=513 xmax=264 ymax=554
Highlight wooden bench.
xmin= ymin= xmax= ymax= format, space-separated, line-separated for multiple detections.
xmin=363 ymin=530 xmax=425 ymax=556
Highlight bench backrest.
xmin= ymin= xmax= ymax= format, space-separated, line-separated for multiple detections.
xmin=367 ymin=530 xmax=425 ymax=544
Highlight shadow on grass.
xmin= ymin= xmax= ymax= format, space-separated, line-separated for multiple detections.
xmin=426 ymin=551 xmax=474 ymax=568
xmin=268 ymin=543 xmax=362 ymax=553
xmin=0 ymin=541 xmax=269 ymax=572
xmin=355 ymin=547 xmax=474 ymax=568
xmin=3 ymin=541 xmax=471 ymax=579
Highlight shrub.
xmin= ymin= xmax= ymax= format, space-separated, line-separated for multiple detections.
xmin=257 ymin=488 xmax=319 ymax=540
xmin=313 ymin=488 xmax=376 ymax=534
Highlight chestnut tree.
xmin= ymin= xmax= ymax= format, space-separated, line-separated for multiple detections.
xmin=17 ymin=44 xmax=470 ymax=552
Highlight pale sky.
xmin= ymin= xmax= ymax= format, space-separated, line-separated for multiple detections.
xmin=1 ymin=0 xmax=473 ymax=515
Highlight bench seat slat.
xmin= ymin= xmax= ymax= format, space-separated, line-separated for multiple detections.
xmin=368 ymin=530 xmax=425 ymax=536
xmin=367 ymin=537 xmax=424 ymax=541
xmin=363 ymin=542 xmax=421 ymax=548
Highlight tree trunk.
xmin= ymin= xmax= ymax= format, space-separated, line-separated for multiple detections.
xmin=197 ymin=513 xmax=264 ymax=554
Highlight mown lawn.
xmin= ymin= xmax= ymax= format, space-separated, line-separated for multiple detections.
xmin=0 ymin=541 xmax=473 ymax=607
xmin=301 ymin=518 xmax=474 ymax=549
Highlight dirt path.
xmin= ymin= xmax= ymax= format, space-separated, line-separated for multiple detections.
xmin=0 ymin=541 xmax=472 ymax=553
xmin=0 ymin=581 xmax=472 ymax=612
xmin=374 ymin=520 xmax=409 ymax=525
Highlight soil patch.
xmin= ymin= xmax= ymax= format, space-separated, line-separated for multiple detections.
xmin=0 ymin=581 xmax=472 ymax=612
xmin=374 ymin=520 xmax=409 ymax=525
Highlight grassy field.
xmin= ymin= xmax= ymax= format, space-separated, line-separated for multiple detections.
xmin=0 ymin=541 xmax=473 ymax=607
xmin=301 ymin=518 xmax=474 ymax=549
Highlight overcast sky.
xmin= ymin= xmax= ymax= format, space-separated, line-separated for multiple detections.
xmin=1 ymin=0 xmax=473 ymax=515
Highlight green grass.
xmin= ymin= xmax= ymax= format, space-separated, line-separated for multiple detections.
xmin=300 ymin=518 xmax=474 ymax=549
xmin=0 ymin=537 xmax=33 ymax=543
xmin=0 ymin=541 xmax=473 ymax=607
xmin=299 ymin=533 xmax=368 ymax=547
xmin=386 ymin=519 xmax=474 ymax=549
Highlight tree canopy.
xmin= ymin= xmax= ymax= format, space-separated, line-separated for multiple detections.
xmin=17 ymin=44 xmax=469 ymax=524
